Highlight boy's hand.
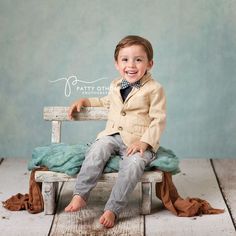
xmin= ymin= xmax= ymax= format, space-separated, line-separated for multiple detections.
xmin=127 ymin=141 xmax=149 ymax=156
xmin=68 ymin=98 xmax=91 ymax=120
xmin=68 ymin=101 xmax=82 ymax=120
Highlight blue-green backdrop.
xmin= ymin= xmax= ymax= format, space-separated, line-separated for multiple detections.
xmin=0 ymin=0 xmax=236 ymax=159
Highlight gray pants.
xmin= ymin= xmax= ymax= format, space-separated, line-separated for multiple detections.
xmin=74 ymin=134 xmax=155 ymax=216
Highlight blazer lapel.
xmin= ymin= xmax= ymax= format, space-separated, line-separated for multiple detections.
xmin=124 ymin=87 xmax=139 ymax=103
xmin=124 ymin=73 xmax=152 ymax=103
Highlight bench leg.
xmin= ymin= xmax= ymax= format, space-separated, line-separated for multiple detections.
xmin=141 ymin=182 xmax=152 ymax=215
xmin=42 ymin=182 xmax=58 ymax=215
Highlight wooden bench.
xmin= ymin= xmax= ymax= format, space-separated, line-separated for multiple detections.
xmin=35 ymin=106 xmax=163 ymax=215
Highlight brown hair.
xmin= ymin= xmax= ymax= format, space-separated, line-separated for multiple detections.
xmin=114 ymin=35 xmax=153 ymax=62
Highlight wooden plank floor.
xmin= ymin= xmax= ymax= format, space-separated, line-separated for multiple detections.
xmin=0 ymin=158 xmax=53 ymax=236
xmin=212 ymin=159 xmax=236 ymax=228
xmin=146 ymin=159 xmax=235 ymax=236
xmin=0 ymin=158 xmax=235 ymax=235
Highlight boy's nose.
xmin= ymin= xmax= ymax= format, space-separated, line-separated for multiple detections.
xmin=127 ymin=61 xmax=135 ymax=67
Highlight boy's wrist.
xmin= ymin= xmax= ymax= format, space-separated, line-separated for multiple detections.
xmin=140 ymin=141 xmax=149 ymax=149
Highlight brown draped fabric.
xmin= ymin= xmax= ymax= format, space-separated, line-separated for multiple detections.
xmin=156 ymin=172 xmax=224 ymax=216
xmin=2 ymin=167 xmax=47 ymax=214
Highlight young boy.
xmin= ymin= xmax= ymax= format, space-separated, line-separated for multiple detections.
xmin=65 ymin=35 xmax=166 ymax=228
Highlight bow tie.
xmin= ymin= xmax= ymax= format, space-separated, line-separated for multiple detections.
xmin=120 ymin=79 xmax=141 ymax=90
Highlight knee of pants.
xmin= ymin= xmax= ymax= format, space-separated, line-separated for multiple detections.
xmin=120 ymin=155 xmax=146 ymax=176
xmin=85 ymin=136 xmax=116 ymax=160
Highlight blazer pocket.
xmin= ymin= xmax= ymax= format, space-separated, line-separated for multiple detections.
xmin=127 ymin=123 xmax=148 ymax=135
xmin=134 ymin=124 xmax=148 ymax=134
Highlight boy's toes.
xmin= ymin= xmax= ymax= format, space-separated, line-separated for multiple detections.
xmin=105 ymin=220 xmax=113 ymax=228
xmin=99 ymin=216 xmax=105 ymax=224
xmin=64 ymin=204 xmax=72 ymax=212
xmin=64 ymin=195 xmax=86 ymax=212
xmin=99 ymin=210 xmax=116 ymax=228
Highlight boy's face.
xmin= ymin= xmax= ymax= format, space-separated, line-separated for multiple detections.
xmin=115 ymin=45 xmax=153 ymax=83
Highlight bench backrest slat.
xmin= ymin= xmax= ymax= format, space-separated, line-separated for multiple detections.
xmin=44 ymin=106 xmax=108 ymax=121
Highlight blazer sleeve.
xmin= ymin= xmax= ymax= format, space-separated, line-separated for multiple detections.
xmin=140 ymin=86 xmax=166 ymax=151
xmin=88 ymin=96 xmax=110 ymax=108
xmin=87 ymin=83 xmax=113 ymax=108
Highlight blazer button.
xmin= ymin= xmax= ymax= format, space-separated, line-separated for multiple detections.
xmin=121 ymin=111 xmax=126 ymax=116
xmin=118 ymin=126 xmax=123 ymax=131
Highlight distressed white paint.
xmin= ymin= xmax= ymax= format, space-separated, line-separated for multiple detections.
xmin=42 ymin=182 xmax=59 ymax=215
xmin=141 ymin=182 xmax=152 ymax=215
xmin=51 ymin=121 xmax=61 ymax=143
xmin=35 ymin=170 xmax=163 ymax=183
xmin=44 ymin=106 xmax=108 ymax=121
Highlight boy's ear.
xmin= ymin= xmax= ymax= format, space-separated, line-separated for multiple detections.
xmin=114 ymin=61 xmax=119 ymax=70
xmin=147 ymin=60 xmax=154 ymax=71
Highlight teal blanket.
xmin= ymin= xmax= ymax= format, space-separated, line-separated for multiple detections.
xmin=28 ymin=143 xmax=180 ymax=176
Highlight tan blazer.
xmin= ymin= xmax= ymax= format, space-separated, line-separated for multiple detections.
xmin=88 ymin=73 xmax=166 ymax=152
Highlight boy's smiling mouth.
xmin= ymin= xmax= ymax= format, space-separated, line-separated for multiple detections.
xmin=125 ymin=70 xmax=138 ymax=75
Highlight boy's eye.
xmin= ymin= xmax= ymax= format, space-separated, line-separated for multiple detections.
xmin=121 ymin=58 xmax=128 ymax=62
xmin=136 ymin=58 xmax=142 ymax=62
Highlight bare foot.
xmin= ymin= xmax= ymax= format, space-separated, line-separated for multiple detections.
xmin=99 ymin=210 xmax=116 ymax=228
xmin=64 ymin=195 xmax=86 ymax=212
